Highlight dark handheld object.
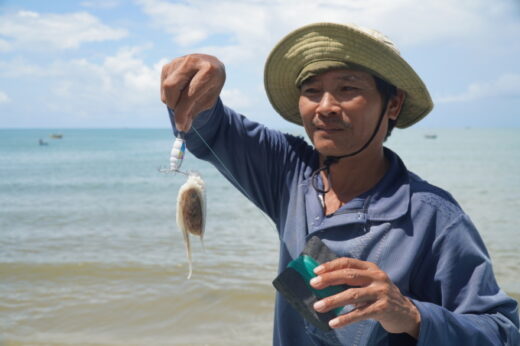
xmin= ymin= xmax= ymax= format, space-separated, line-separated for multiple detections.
xmin=272 ymin=236 xmax=349 ymax=331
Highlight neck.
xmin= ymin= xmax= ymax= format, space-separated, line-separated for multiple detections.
xmin=320 ymin=146 xmax=388 ymax=214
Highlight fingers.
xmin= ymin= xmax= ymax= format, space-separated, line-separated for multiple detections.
xmin=313 ymin=287 xmax=376 ymax=313
xmin=328 ymin=301 xmax=380 ymax=328
xmin=314 ymin=257 xmax=375 ymax=275
xmin=310 ymin=258 xmax=390 ymax=315
xmin=311 ymin=258 xmax=382 ymax=289
xmin=161 ymin=57 xmax=198 ymax=131
xmin=327 ymin=296 xmax=418 ymax=331
xmin=160 ymin=54 xmax=225 ymax=132
xmin=174 ymin=63 xmax=222 ymax=130
xmin=309 ymin=258 xmax=420 ymax=335
xmin=312 ymin=268 xmax=373 ymax=288
xmin=161 ymin=57 xmax=194 ymax=109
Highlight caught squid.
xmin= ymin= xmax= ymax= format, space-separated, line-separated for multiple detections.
xmin=176 ymin=172 xmax=206 ymax=279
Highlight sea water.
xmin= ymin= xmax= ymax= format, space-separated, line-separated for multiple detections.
xmin=1 ymin=127 xmax=519 ymax=345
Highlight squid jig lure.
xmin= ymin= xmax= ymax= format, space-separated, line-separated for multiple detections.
xmin=160 ymin=132 xmax=188 ymax=175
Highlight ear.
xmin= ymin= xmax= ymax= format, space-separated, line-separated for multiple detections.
xmin=387 ymin=89 xmax=406 ymax=121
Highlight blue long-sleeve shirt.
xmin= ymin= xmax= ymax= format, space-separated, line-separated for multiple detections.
xmin=169 ymin=99 xmax=519 ymax=345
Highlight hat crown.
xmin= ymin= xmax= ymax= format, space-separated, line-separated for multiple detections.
xmin=285 ymin=24 xmax=401 ymax=80
xmin=354 ymin=25 xmax=400 ymax=55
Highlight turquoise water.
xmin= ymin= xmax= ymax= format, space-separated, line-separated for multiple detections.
xmin=1 ymin=128 xmax=519 ymax=345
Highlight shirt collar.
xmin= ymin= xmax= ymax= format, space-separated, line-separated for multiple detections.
xmin=302 ymin=147 xmax=410 ymax=228
xmin=365 ymin=147 xmax=410 ymax=221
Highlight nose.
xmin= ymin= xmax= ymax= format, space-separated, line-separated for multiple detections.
xmin=316 ymin=92 xmax=341 ymax=117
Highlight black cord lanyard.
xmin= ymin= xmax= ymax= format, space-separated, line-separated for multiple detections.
xmin=310 ymin=102 xmax=389 ymax=194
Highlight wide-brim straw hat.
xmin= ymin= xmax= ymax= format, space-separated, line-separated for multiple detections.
xmin=264 ymin=22 xmax=433 ymax=128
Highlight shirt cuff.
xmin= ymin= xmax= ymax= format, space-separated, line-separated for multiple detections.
xmin=410 ymin=299 xmax=431 ymax=345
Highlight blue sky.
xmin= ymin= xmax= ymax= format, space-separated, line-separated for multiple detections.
xmin=0 ymin=0 xmax=519 ymax=129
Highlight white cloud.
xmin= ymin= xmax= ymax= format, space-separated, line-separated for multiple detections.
xmin=80 ymin=0 xmax=121 ymax=9
xmin=0 ymin=58 xmax=52 ymax=78
xmin=137 ymin=0 xmax=520 ymax=63
xmin=0 ymin=91 xmax=10 ymax=104
xmin=53 ymin=47 xmax=162 ymax=108
xmin=137 ymin=0 xmax=272 ymax=54
xmin=135 ymin=0 xmax=520 ymax=125
xmin=1 ymin=0 xmax=518 ymax=127
xmin=0 ymin=10 xmax=127 ymax=50
xmin=0 ymin=45 xmax=164 ymax=121
xmin=136 ymin=0 xmax=273 ymax=62
xmin=0 ymin=38 xmax=11 ymax=52
xmin=191 ymin=44 xmax=258 ymax=65
xmin=221 ymin=88 xmax=251 ymax=109
xmin=436 ymin=74 xmax=520 ymax=103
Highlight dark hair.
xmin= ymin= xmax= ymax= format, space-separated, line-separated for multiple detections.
xmin=374 ymin=76 xmax=397 ymax=140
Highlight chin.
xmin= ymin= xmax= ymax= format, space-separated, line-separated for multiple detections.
xmin=313 ymin=144 xmax=343 ymax=157
xmin=312 ymin=137 xmax=344 ymax=156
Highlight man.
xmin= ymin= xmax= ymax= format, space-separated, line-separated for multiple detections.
xmin=161 ymin=23 xmax=519 ymax=345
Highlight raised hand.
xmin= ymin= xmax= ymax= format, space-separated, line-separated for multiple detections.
xmin=161 ymin=54 xmax=226 ymax=132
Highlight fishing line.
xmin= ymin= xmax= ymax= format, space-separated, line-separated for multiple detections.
xmin=190 ymin=126 xmax=278 ymax=232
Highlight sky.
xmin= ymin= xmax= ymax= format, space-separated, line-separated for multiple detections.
xmin=0 ymin=0 xmax=519 ymax=129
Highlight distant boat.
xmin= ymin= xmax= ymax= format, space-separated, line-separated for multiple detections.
xmin=39 ymin=139 xmax=48 ymax=146
xmin=50 ymin=134 xmax=63 ymax=139
xmin=424 ymin=134 xmax=437 ymax=139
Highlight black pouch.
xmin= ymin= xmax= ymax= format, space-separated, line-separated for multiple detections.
xmin=272 ymin=236 xmax=348 ymax=331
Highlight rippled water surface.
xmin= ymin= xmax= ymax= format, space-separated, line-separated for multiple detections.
xmin=1 ymin=128 xmax=518 ymax=345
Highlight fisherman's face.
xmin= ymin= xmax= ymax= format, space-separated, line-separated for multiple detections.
xmin=298 ymin=69 xmax=393 ymax=157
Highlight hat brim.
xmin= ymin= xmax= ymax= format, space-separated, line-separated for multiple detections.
xmin=264 ymin=23 xmax=433 ymax=128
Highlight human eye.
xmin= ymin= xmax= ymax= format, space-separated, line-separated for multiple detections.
xmin=339 ymin=84 xmax=358 ymax=92
xmin=300 ymin=85 xmax=321 ymax=95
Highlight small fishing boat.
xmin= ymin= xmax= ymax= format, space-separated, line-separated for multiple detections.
xmin=50 ymin=134 xmax=63 ymax=139
xmin=424 ymin=134 xmax=437 ymax=139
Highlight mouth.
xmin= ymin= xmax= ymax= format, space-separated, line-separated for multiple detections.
xmin=314 ymin=126 xmax=344 ymax=134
